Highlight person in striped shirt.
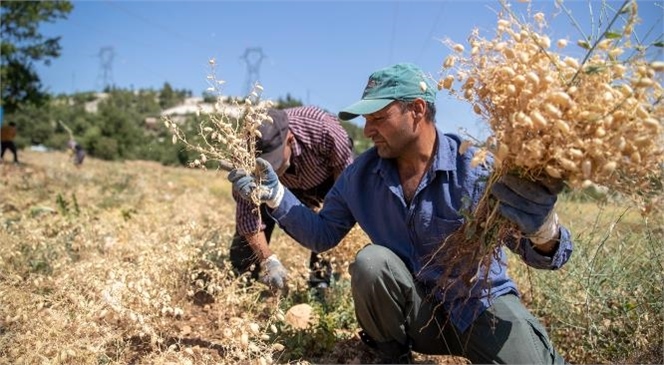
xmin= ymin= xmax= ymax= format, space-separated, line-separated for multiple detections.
xmin=230 ymin=106 xmax=354 ymax=291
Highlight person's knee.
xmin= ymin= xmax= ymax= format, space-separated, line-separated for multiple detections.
xmin=350 ymin=244 xmax=404 ymax=290
xmin=351 ymin=244 xmax=388 ymax=275
xmin=522 ymin=317 xmax=560 ymax=364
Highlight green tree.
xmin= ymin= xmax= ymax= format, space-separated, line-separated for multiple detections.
xmin=202 ymin=90 xmax=217 ymax=103
xmin=9 ymin=103 xmax=51 ymax=146
xmin=159 ymin=82 xmax=175 ymax=109
xmin=135 ymin=90 xmax=161 ymax=115
xmin=275 ymin=93 xmax=303 ymax=109
xmin=339 ymin=120 xmax=371 ymax=154
xmin=95 ymin=90 xmax=144 ymax=159
xmin=0 ymin=1 xmax=73 ymax=114
xmin=158 ymin=83 xmax=190 ymax=109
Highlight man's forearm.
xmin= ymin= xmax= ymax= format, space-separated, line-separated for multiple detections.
xmin=245 ymin=231 xmax=273 ymax=262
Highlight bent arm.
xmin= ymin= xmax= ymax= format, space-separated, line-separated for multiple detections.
xmin=506 ymin=225 xmax=574 ymax=270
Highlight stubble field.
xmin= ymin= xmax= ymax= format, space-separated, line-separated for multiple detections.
xmin=1 ymin=150 xmax=662 ymax=364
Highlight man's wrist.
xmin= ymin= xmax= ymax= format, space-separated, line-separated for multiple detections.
xmin=529 ymin=212 xmax=559 ymax=246
xmin=263 ymin=254 xmax=279 ymax=265
xmin=531 ymin=238 xmax=559 ymax=256
xmin=266 ymin=183 xmax=285 ymax=209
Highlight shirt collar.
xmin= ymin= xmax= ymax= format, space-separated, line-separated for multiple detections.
xmin=433 ymin=128 xmax=457 ymax=172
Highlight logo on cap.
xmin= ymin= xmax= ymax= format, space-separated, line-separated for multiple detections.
xmin=363 ymin=78 xmax=378 ymax=97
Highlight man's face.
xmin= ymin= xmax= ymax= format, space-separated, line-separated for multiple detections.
xmin=363 ymin=101 xmax=417 ymax=159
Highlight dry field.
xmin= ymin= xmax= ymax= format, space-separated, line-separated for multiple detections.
xmin=1 ymin=149 xmax=662 ymax=364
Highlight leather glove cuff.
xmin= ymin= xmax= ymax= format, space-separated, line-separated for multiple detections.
xmin=266 ymin=183 xmax=285 ymax=209
xmin=529 ymin=212 xmax=559 ymax=245
xmin=262 ymin=254 xmax=280 ymax=266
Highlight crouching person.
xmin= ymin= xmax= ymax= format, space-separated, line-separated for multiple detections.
xmin=228 ymin=63 xmax=573 ymax=364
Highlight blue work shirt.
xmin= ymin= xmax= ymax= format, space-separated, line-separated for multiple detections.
xmin=271 ymin=130 xmax=574 ymax=332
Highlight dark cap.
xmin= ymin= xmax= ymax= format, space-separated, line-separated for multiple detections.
xmin=256 ymin=108 xmax=289 ymax=169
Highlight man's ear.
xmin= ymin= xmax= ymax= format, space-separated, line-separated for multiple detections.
xmin=411 ymin=99 xmax=427 ymax=120
xmin=286 ymin=131 xmax=295 ymax=143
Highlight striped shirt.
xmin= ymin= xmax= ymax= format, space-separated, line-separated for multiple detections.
xmin=234 ymin=105 xmax=354 ymax=235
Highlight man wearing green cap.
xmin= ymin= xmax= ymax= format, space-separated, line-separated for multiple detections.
xmin=228 ymin=63 xmax=573 ymax=364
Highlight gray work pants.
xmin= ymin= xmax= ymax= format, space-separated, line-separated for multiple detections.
xmin=349 ymin=244 xmax=566 ymax=364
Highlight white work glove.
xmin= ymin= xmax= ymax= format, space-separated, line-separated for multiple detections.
xmin=261 ymin=254 xmax=288 ymax=291
xmin=228 ymin=158 xmax=285 ymax=208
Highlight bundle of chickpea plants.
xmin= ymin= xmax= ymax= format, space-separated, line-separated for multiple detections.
xmin=164 ymin=59 xmax=274 ymax=207
xmin=435 ymin=0 xmax=663 ymax=287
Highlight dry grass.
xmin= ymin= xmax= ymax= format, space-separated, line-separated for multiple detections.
xmin=513 ymin=196 xmax=664 ymax=363
xmin=2 ymin=150 xmax=661 ymax=364
xmin=0 ymin=151 xmax=470 ymax=364
xmin=0 ymin=151 xmax=664 ymax=365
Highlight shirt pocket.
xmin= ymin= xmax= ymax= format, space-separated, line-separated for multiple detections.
xmin=415 ymin=216 xmax=464 ymax=281
xmin=419 ymin=216 xmax=463 ymax=249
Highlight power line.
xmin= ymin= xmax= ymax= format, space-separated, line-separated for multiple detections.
xmin=68 ymin=17 xmax=179 ymax=92
xmin=388 ymin=2 xmax=400 ymax=64
xmin=416 ymin=2 xmax=447 ymax=64
xmin=101 ymin=0 xmax=211 ymax=51
xmin=96 ymin=46 xmax=115 ymax=90
xmin=240 ymin=47 xmax=267 ymax=98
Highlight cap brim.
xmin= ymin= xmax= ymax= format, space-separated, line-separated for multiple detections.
xmin=260 ymin=143 xmax=286 ymax=170
xmin=338 ymin=99 xmax=394 ymax=121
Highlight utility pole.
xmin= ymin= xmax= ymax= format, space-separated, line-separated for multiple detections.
xmin=240 ymin=47 xmax=266 ymax=97
xmin=96 ymin=46 xmax=115 ymax=91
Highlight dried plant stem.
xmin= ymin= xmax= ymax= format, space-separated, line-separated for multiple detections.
xmin=164 ymin=58 xmax=276 ymax=208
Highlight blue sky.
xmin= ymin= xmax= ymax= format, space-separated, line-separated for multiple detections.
xmin=36 ymin=0 xmax=663 ymax=138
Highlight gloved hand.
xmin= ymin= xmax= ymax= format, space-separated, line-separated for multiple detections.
xmin=228 ymin=158 xmax=284 ymax=208
xmin=261 ymin=254 xmax=288 ymax=291
xmin=491 ymin=174 xmax=563 ymax=244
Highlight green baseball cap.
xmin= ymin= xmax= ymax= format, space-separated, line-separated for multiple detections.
xmin=338 ymin=63 xmax=437 ymax=121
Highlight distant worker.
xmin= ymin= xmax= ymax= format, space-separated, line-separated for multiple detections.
xmin=1 ymin=122 xmax=19 ymax=164
xmin=68 ymin=139 xmax=86 ymax=167
xmin=229 ymin=106 xmax=354 ymax=291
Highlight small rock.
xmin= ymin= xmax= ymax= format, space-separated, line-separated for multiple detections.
xmin=285 ymin=303 xmax=315 ymax=329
